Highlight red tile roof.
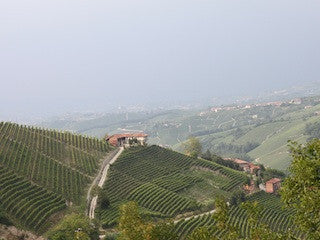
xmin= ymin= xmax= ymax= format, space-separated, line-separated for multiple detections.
xmin=106 ymin=133 xmax=148 ymax=146
xmin=266 ymin=178 xmax=281 ymax=184
xmin=233 ymin=159 xmax=249 ymax=165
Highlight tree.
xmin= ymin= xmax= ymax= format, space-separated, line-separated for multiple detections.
xmin=202 ymin=149 xmax=212 ymax=160
xmin=98 ymin=190 xmax=110 ymax=209
xmin=229 ymin=190 xmax=245 ymax=206
xmin=241 ymin=201 xmax=293 ymax=240
xmin=212 ymin=197 xmax=240 ymax=240
xmin=47 ymin=214 xmax=99 ymax=240
xmin=183 ymin=136 xmax=202 ymax=158
xmin=189 ymin=198 xmax=291 ymax=240
xmin=118 ymin=201 xmax=178 ymax=240
xmin=305 ymin=121 xmax=320 ymax=139
xmin=281 ymin=140 xmax=320 ymax=240
xmin=118 ymin=202 xmax=146 ymax=240
xmin=148 ymin=221 xmax=178 ymax=240
xmin=188 ymin=226 xmax=217 ymax=240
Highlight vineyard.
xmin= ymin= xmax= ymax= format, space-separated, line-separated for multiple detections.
xmin=99 ymin=145 xmax=248 ymax=227
xmin=0 ymin=122 xmax=112 ymax=232
xmin=174 ymin=191 xmax=299 ymax=239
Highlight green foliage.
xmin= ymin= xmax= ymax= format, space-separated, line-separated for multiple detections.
xmin=261 ymin=168 xmax=286 ymax=182
xmin=212 ymin=196 xmax=240 ymax=239
xmin=104 ymin=232 xmax=119 ymax=240
xmin=183 ymin=136 xmax=202 ymax=158
xmin=91 ymin=185 xmax=102 ymax=197
xmin=176 ymin=192 xmax=297 ymax=239
xmin=212 ymin=142 xmax=259 ymax=161
xmin=0 ymin=206 xmax=11 ymax=226
xmin=118 ymin=202 xmax=146 ymax=240
xmin=99 ymin=191 xmax=110 ymax=209
xmin=117 ymin=202 xmax=178 ymax=240
xmin=148 ymin=221 xmax=178 ymax=240
xmin=281 ymin=140 xmax=320 ymax=239
xmin=305 ymin=121 xmax=320 ymax=139
xmin=230 ymin=190 xmax=246 ymax=206
xmin=241 ymin=201 xmax=293 ymax=240
xmin=188 ymin=226 xmax=217 ymax=240
xmin=47 ymin=214 xmax=99 ymax=240
xmin=201 ymin=149 xmax=241 ymax=171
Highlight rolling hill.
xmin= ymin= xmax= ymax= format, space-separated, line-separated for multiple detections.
xmin=98 ymin=145 xmax=248 ymax=228
xmin=96 ymin=145 xmax=299 ymax=239
xmin=0 ymin=122 xmax=302 ymax=239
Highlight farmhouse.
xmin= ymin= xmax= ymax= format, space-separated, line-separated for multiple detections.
xmin=224 ymin=158 xmax=260 ymax=174
xmin=106 ymin=133 xmax=148 ymax=147
xmin=265 ymin=178 xmax=281 ymax=193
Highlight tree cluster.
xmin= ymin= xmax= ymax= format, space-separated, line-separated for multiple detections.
xmin=117 ymin=201 xmax=178 ymax=240
xmin=47 ymin=214 xmax=99 ymax=240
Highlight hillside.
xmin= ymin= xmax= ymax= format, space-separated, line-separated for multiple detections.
xmin=174 ymin=191 xmax=300 ymax=239
xmin=96 ymin=145 xmax=301 ymax=239
xmin=0 ymin=123 xmax=302 ymax=239
xmin=0 ymin=122 xmax=113 ymax=233
xmin=98 ymin=145 xmax=249 ymax=228
xmin=40 ymin=96 xmax=320 ymax=171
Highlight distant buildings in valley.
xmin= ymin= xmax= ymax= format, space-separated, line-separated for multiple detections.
xmin=200 ymin=98 xmax=304 ymax=116
xmin=224 ymin=157 xmax=282 ymax=194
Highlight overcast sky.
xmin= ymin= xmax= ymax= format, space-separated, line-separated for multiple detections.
xmin=1 ymin=0 xmax=320 ymax=118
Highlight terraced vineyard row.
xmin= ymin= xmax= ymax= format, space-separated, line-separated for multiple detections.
xmin=128 ymin=183 xmax=197 ymax=215
xmin=193 ymin=158 xmax=248 ymax=191
xmin=0 ymin=122 xmax=111 ymax=176
xmin=99 ymin=145 xmax=247 ymax=228
xmin=0 ymin=122 xmax=112 ymax=232
xmin=174 ymin=192 xmax=298 ymax=239
xmin=152 ymin=173 xmax=202 ymax=192
xmin=0 ymin=135 xmax=89 ymax=201
xmin=112 ymin=146 xmax=195 ymax=182
xmin=0 ymin=165 xmax=66 ymax=232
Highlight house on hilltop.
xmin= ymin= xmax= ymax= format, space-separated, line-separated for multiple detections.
xmin=265 ymin=178 xmax=281 ymax=193
xmin=106 ymin=133 xmax=148 ymax=147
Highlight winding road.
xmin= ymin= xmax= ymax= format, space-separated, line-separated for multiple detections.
xmin=88 ymin=147 xmax=124 ymax=219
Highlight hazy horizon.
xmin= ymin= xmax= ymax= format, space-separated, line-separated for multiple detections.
xmin=1 ymin=0 xmax=320 ymax=120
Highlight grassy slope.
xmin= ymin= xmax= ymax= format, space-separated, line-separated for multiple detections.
xmin=247 ymin=104 xmax=320 ymax=169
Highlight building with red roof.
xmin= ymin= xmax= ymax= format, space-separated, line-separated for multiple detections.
xmin=106 ymin=133 xmax=148 ymax=147
xmin=265 ymin=178 xmax=281 ymax=193
xmin=224 ymin=158 xmax=260 ymax=174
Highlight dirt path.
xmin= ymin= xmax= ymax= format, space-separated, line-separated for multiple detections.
xmin=87 ymin=147 xmax=124 ymax=219
xmin=173 ymin=209 xmax=216 ymax=224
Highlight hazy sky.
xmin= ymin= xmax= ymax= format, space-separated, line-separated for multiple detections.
xmin=1 ymin=0 xmax=320 ymax=118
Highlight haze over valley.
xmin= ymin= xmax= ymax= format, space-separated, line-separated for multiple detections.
xmin=1 ymin=0 xmax=320 ymax=239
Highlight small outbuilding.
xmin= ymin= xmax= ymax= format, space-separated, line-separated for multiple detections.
xmin=106 ymin=133 xmax=148 ymax=147
xmin=265 ymin=178 xmax=281 ymax=193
